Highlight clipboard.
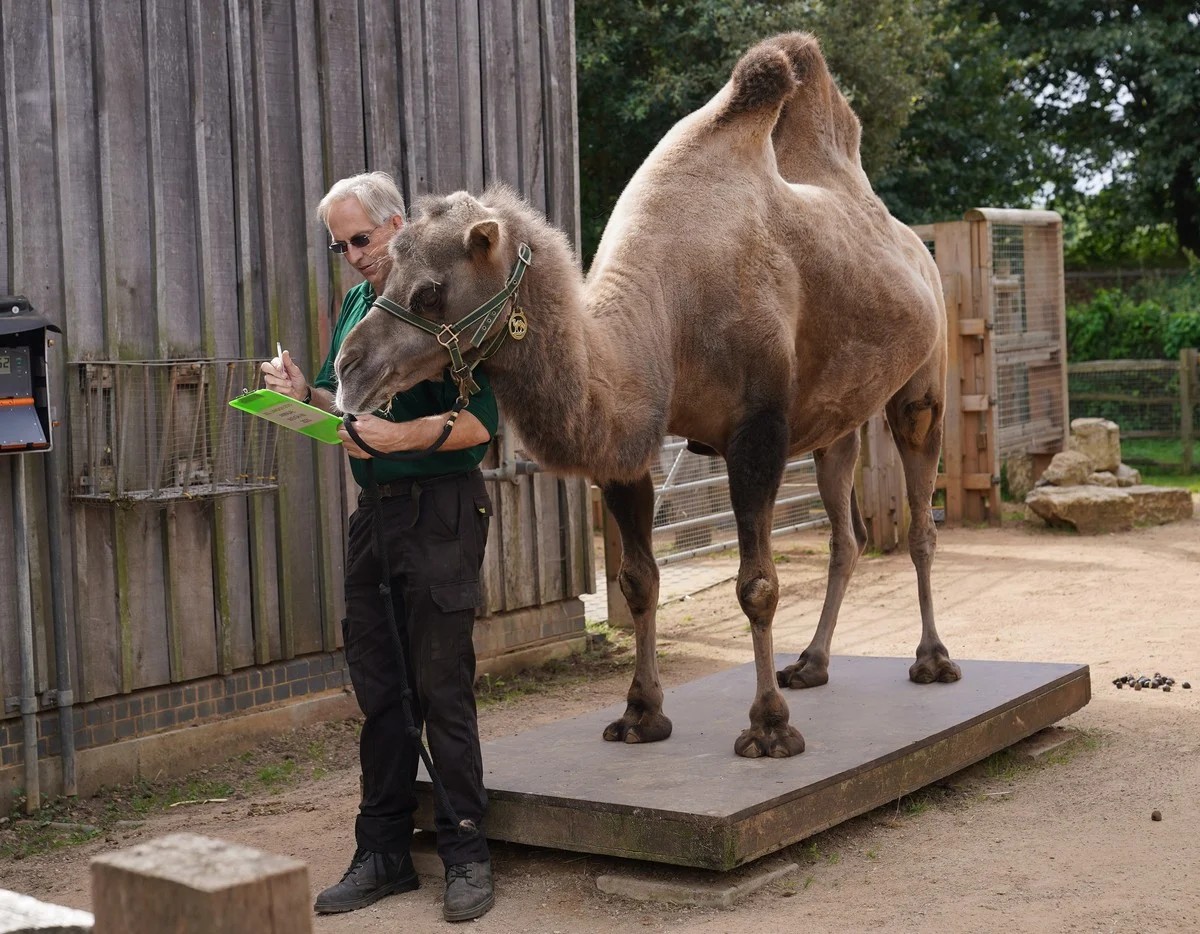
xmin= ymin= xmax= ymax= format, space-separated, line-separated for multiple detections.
xmin=228 ymin=388 xmax=344 ymax=445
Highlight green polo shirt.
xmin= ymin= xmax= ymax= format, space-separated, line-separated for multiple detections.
xmin=313 ymin=281 xmax=499 ymax=486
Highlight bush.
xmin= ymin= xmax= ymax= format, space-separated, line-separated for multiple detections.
xmin=1066 ymin=268 xmax=1200 ymax=360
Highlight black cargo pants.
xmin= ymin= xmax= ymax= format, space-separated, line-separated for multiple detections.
xmin=342 ymin=467 xmax=492 ymax=868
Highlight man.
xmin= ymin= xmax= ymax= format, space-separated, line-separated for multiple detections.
xmin=261 ymin=171 xmax=497 ymax=922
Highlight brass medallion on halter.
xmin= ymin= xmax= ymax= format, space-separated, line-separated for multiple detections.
xmin=508 ymin=305 xmax=528 ymax=340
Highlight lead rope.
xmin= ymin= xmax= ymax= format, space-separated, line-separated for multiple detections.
xmin=343 ymin=402 xmax=478 ymax=838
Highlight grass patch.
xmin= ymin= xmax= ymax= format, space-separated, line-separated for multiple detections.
xmin=256 ymin=759 xmax=298 ymax=790
xmin=0 ymin=821 xmax=101 ymax=861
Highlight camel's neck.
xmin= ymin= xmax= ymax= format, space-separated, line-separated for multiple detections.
xmin=482 ymin=247 xmax=672 ymax=482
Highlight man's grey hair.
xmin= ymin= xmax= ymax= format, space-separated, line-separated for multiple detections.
xmin=316 ymin=171 xmax=407 ymax=227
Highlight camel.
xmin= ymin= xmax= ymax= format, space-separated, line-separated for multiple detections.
xmin=333 ymin=32 xmax=960 ymax=759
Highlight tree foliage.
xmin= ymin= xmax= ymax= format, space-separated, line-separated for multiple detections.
xmin=873 ymin=3 xmax=1064 ymax=224
xmin=980 ymin=1 xmax=1200 ymax=257
xmin=575 ymin=0 xmax=942 ymax=264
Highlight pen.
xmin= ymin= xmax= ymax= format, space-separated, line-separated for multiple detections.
xmin=276 ymin=341 xmax=284 ymax=363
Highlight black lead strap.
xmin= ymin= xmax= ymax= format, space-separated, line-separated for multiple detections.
xmin=342 ymin=400 xmax=478 ymax=838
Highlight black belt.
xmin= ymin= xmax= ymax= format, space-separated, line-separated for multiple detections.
xmin=364 ymin=468 xmax=481 ymax=529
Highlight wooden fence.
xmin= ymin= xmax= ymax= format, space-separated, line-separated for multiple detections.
xmin=0 ymin=0 xmax=588 ymax=796
xmin=1068 ymin=349 xmax=1199 ymax=472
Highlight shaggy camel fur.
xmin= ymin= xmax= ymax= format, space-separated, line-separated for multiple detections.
xmin=334 ymin=32 xmax=959 ymax=759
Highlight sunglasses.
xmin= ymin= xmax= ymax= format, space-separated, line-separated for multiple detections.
xmin=328 ymin=232 xmax=375 ymax=254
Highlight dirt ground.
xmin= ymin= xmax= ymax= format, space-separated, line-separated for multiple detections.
xmin=4 ymin=508 xmax=1200 ymax=933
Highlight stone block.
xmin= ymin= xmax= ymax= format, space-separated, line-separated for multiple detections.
xmin=1024 ymin=485 xmax=1134 ymax=534
xmin=1126 ymin=485 xmax=1195 ymax=526
xmin=1115 ymin=463 xmax=1141 ymax=487
xmin=1003 ymin=454 xmax=1035 ymax=500
xmin=1036 ymin=450 xmax=1093 ymax=488
xmin=1088 ymin=471 xmax=1118 ymax=487
xmin=1068 ymin=417 xmax=1121 ymax=472
xmin=91 ymin=834 xmax=310 ymax=934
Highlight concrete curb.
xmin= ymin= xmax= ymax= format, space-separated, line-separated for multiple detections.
xmin=595 ymin=861 xmax=800 ymax=908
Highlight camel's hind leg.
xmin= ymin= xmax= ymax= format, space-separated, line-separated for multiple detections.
xmin=599 ymin=472 xmax=673 ymax=744
xmin=776 ymin=430 xmax=868 ymax=689
xmin=886 ymin=379 xmax=961 ymax=684
xmin=727 ymin=410 xmax=805 ymax=758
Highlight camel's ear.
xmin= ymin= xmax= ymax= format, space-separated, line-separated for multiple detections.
xmin=466 ymin=219 xmax=501 ymax=256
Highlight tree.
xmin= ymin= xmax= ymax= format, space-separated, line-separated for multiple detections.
xmin=575 ymin=0 xmax=943 ymax=264
xmin=981 ymin=1 xmax=1200 ymax=257
xmin=873 ymin=3 xmax=1066 ymax=224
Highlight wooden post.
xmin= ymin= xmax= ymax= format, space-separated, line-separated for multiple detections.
xmin=91 ymin=834 xmax=311 ymax=934
xmin=1182 ymin=348 xmax=1196 ymax=475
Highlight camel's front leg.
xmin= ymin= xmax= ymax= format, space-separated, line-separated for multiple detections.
xmin=727 ymin=411 xmax=805 ymax=758
xmin=599 ymin=473 xmax=672 ymax=744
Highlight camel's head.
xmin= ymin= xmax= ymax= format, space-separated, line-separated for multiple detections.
xmin=335 ymin=190 xmax=519 ymax=415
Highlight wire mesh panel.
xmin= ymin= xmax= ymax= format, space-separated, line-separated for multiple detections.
xmin=1067 ymin=360 xmax=1184 ymax=437
xmin=649 ymin=437 xmax=826 ymax=566
xmin=70 ymin=359 xmax=279 ymax=502
xmin=989 ymin=221 xmax=1068 ymax=457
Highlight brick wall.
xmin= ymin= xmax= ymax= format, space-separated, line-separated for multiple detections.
xmin=0 ymin=652 xmax=348 ymax=770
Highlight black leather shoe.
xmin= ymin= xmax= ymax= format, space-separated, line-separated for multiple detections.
xmin=313 ymin=848 xmax=418 ymax=914
xmin=443 ymin=860 xmax=494 ymax=922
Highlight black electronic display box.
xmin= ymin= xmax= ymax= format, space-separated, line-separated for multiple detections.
xmin=0 ymin=296 xmax=60 ymax=453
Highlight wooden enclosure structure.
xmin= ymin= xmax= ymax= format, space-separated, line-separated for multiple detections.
xmin=0 ymin=0 xmax=588 ymax=799
xmin=913 ymin=209 xmax=1069 ymax=525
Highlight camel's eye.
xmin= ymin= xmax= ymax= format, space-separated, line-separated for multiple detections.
xmin=415 ymin=284 xmax=441 ymax=313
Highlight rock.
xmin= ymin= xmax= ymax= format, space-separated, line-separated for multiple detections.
xmin=1004 ymin=454 xmax=1035 ymax=500
xmin=1126 ymin=485 xmax=1194 ymax=526
xmin=1069 ymin=417 xmax=1121 ymax=473
xmin=1024 ymin=485 xmax=1135 ymax=534
xmin=1036 ymin=450 xmax=1094 ymax=488
xmin=1088 ymin=471 xmax=1118 ymax=487
xmin=1115 ymin=463 xmax=1142 ymax=487
xmin=1151 ymin=809 xmax=1162 ymax=821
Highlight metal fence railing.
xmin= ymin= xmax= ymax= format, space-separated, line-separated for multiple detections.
xmin=649 ymin=437 xmax=827 ymax=566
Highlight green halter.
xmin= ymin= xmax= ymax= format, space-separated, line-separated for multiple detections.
xmin=370 ymin=243 xmax=532 ymax=404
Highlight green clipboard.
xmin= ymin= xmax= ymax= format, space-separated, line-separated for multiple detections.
xmin=228 ymin=388 xmax=344 ymax=445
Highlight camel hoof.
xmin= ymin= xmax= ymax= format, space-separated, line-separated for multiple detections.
xmin=776 ymin=661 xmax=829 ymax=690
xmin=734 ymin=724 xmax=805 ymax=759
xmin=602 ymin=712 xmax=673 ymax=744
xmin=776 ymin=650 xmax=829 ymax=690
xmin=909 ymin=654 xmax=962 ymax=684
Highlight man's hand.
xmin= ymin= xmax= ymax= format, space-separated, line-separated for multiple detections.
xmin=336 ymin=410 xmax=490 ymax=460
xmin=260 ymin=350 xmax=309 ymax=400
xmin=337 ymin=413 xmax=401 ymax=460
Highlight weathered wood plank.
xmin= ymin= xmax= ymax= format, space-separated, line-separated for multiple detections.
xmin=456 ymin=0 xmax=484 ymax=193
xmin=113 ymin=507 xmax=171 ymax=692
xmin=251 ymin=0 xmax=324 ymax=658
xmin=73 ymin=505 xmax=122 ymax=702
xmin=541 ymin=0 xmax=580 ymax=246
xmin=227 ymin=0 xmax=281 ymax=663
xmin=297 ymin=0 xmax=345 ymax=652
xmin=424 ymin=0 xmax=464 ymax=192
xmin=189 ymin=0 xmax=252 ymax=674
xmin=398 ymin=0 xmax=429 ymax=199
xmin=479 ymin=0 xmax=519 ymax=188
xmin=164 ymin=504 xmax=219 ymax=682
xmin=361 ymin=0 xmax=403 ymax=176
xmin=146 ymin=0 xmax=218 ymax=685
xmin=514 ymin=0 xmax=545 ymax=207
